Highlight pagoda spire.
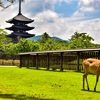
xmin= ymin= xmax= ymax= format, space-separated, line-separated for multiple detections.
xmin=19 ymin=0 xmax=21 ymax=15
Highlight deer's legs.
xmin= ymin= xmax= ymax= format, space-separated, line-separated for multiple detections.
xmin=83 ymin=74 xmax=89 ymax=90
xmin=94 ymin=75 xmax=99 ymax=91
xmin=83 ymin=74 xmax=85 ymax=89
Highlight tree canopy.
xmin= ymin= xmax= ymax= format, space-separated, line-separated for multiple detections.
xmin=0 ymin=28 xmax=100 ymax=56
xmin=68 ymin=32 xmax=95 ymax=49
xmin=0 ymin=0 xmax=24 ymax=9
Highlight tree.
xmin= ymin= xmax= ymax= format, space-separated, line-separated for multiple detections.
xmin=15 ymin=39 xmax=40 ymax=53
xmin=0 ymin=0 xmax=14 ymax=8
xmin=40 ymin=32 xmax=51 ymax=43
xmin=0 ymin=28 xmax=12 ymax=45
xmin=68 ymin=31 xmax=95 ymax=49
xmin=0 ymin=28 xmax=11 ymax=47
xmin=0 ymin=28 xmax=12 ymax=55
xmin=0 ymin=0 xmax=24 ymax=9
xmin=0 ymin=28 xmax=12 ymax=57
xmin=69 ymin=31 xmax=94 ymax=41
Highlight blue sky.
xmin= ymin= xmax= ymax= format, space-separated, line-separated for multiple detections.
xmin=54 ymin=1 xmax=78 ymax=17
xmin=0 ymin=0 xmax=100 ymax=43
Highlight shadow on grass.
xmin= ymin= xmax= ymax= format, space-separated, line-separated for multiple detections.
xmin=81 ymin=89 xmax=100 ymax=93
xmin=0 ymin=93 xmax=55 ymax=100
xmin=27 ymin=67 xmax=67 ymax=72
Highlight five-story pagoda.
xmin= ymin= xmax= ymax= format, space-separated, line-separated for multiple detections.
xmin=6 ymin=0 xmax=35 ymax=43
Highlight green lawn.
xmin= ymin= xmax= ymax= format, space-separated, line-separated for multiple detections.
xmin=0 ymin=67 xmax=100 ymax=100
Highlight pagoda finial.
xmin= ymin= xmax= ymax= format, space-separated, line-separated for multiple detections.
xmin=19 ymin=0 xmax=21 ymax=15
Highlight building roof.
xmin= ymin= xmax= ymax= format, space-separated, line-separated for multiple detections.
xmin=6 ymin=25 xmax=35 ymax=31
xmin=6 ymin=33 xmax=17 ymax=38
xmin=6 ymin=13 xmax=34 ymax=24
xmin=12 ymin=32 xmax=35 ymax=38
xmin=6 ymin=33 xmax=18 ymax=43
xmin=19 ymin=48 xmax=100 ymax=55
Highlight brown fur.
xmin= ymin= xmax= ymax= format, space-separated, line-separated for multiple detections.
xmin=83 ymin=58 xmax=100 ymax=91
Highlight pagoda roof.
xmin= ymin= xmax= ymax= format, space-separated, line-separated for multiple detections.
xmin=12 ymin=32 xmax=35 ymax=38
xmin=6 ymin=13 xmax=34 ymax=24
xmin=6 ymin=25 xmax=35 ymax=31
xmin=6 ymin=33 xmax=18 ymax=43
xmin=6 ymin=33 xmax=17 ymax=38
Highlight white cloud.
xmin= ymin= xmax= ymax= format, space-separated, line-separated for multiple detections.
xmin=21 ymin=0 xmax=73 ymax=16
xmin=72 ymin=0 xmax=100 ymax=20
xmin=78 ymin=0 xmax=100 ymax=12
xmin=32 ymin=9 xmax=100 ymax=43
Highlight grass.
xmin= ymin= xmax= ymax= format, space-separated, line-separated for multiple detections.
xmin=0 ymin=67 xmax=100 ymax=100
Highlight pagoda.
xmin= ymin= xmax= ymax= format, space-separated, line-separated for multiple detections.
xmin=6 ymin=0 xmax=35 ymax=43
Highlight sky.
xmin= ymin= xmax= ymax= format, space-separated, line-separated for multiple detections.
xmin=0 ymin=0 xmax=100 ymax=43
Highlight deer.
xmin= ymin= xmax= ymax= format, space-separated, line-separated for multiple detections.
xmin=83 ymin=58 xmax=100 ymax=91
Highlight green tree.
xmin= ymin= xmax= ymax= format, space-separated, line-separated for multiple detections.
xmin=0 ymin=28 xmax=11 ymax=53
xmin=69 ymin=32 xmax=94 ymax=41
xmin=40 ymin=32 xmax=51 ymax=43
xmin=39 ymin=38 xmax=68 ymax=51
xmin=15 ymin=39 xmax=40 ymax=53
xmin=0 ymin=0 xmax=24 ymax=8
xmin=0 ymin=30 xmax=11 ymax=43
xmin=68 ymin=31 xmax=95 ymax=49
xmin=3 ymin=43 xmax=16 ymax=55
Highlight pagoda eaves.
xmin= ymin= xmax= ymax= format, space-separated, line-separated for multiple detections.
xmin=6 ymin=25 xmax=35 ymax=31
xmin=6 ymin=33 xmax=17 ymax=38
xmin=6 ymin=13 xmax=34 ymax=24
xmin=12 ymin=32 xmax=35 ymax=38
xmin=6 ymin=33 xmax=18 ymax=43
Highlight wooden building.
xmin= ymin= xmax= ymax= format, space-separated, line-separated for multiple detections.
xmin=5 ymin=0 xmax=35 ymax=43
xmin=19 ymin=48 xmax=100 ymax=71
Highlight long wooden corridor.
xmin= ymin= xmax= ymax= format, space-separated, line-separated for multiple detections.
xmin=19 ymin=48 xmax=100 ymax=71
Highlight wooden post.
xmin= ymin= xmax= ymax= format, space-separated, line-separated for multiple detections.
xmin=60 ymin=52 xmax=63 ymax=71
xmin=77 ymin=51 xmax=80 ymax=71
xmin=80 ymin=52 xmax=84 ymax=71
xmin=19 ymin=55 xmax=22 ymax=68
xmin=98 ymin=51 xmax=100 ymax=59
xmin=36 ymin=54 xmax=38 ymax=69
xmin=27 ymin=54 xmax=30 ymax=68
xmin=32 ymin=55 xmax=35 ymax=67
xmin=47 ymin=53 xmax=50 ymax=70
